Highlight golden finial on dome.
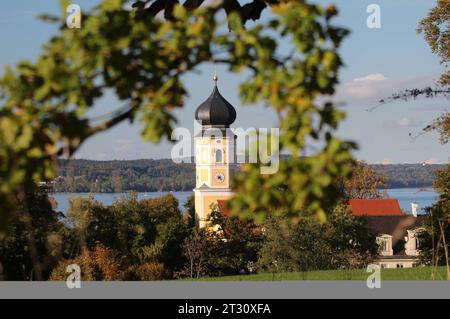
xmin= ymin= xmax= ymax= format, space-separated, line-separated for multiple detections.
xmin=213 ymin=73 xmax=218 ymax=84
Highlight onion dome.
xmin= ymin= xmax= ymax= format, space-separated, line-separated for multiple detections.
xmin=195 ymin=75 xmax=237 ymax=127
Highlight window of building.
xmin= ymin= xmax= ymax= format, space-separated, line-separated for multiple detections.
xmin=376 ymin=234 xmax=393 ymax=256
xmin=215 ymin=149 xmax=223 ymax=163
xmin=380 ymin=239 xmax=387 ymax=252
xmin=405 ymin=228 xmax=423 ymax=256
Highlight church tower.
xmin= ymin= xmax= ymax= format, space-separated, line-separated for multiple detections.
xmin=194 ymin=75 xmax=237 ymax=228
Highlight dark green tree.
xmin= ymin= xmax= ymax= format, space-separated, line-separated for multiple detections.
xmin=0 ymin=186 xmax=69 ymax=280
xmin=66 ymin=193 xmax=188 ymax=274
xmin=419 ymin=164 xmax=450 ymax=278
xmin=258 ymin=205 xmax=377 ymax=272
xmin=183 ymin=195 xmax=196 ymax=229
xmin=178 ymin=209 xmax=263 ymax=278
xmin=206 ymin=210 xmax=264 ymax=276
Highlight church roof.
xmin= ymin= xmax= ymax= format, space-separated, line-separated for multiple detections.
xmin=195 ymin=77 xmax=236 ymax=127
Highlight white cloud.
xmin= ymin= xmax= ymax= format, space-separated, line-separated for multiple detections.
xmin=338 ymin=73 xmax=388 ymax=99
xmin=352 ymin=73 xmax=387 ymax=82
xmin=380 ymin=157 xmax=393 ymax=164
xmin=334 ymin=74 xmax=439 ymax=106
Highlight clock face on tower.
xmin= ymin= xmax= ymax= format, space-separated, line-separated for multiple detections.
xmin=214 ymin=172 xmax=225 ymax=183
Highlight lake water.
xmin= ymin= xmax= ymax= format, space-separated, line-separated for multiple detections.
xmin=51 ymin=188 xmax=438 ymax=215
xmin=386 ymin=188 xmax=437 ymax=214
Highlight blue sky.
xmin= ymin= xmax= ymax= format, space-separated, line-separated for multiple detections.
xmin=0 ymin=0 xmax=448 ymax=163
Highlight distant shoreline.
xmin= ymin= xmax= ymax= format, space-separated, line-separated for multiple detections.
xmin=51 ymin=159 xmax=444 ymax=193
xmin=50 ymin=185 xmax=435 ymax=194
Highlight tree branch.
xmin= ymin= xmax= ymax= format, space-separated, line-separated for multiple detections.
xmin=57 ymin=104 xmax=138 ymax=157
xmin=133 ymin=0 xmax=272 ymax=24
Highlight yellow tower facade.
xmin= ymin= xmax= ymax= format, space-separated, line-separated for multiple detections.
xmin=194 ymin=76 xmax=236 ymax=228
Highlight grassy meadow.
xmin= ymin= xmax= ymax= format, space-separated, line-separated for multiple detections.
xmin=189 ymin=266 xmax=449 ymax=281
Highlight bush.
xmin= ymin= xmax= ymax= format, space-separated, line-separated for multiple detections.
xmin=49 ymin=243 xmax=123 ymax=281
xmin=123 ymin=262 xmax=166 ymax=280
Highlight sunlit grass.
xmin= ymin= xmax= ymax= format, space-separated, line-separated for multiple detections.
xmin=188 ymin=266 xmax=448 ymax=281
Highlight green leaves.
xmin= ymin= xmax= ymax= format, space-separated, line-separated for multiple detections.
xmin=226 ymin=2 xmax=354 ymax=223
xmin=0 ymin=0 xmax=354 ymax=226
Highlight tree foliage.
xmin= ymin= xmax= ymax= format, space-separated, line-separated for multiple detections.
xmin=341 ymin=161 xmax=387 ymax=200
xmin=206 ymin=210 xmax=264 ymax=276
xmin=177 ymin=230 xmax=209 ymax=279
xmin=50 ymin=242 xmax=124 ymax=281
xmin=54 ymin=158 xmax=195 ymax=192
xmin=177 ymin=210 xmax=263 ymax=278
xmin=419 ymin=164 xmax=450 ymax=272
xmin=0 ymin=0 xmax=353 ymax=228
xmin=424 ymin=111 xmax=450 ymax=144
xmin=131 ymin=0 xmax=276 ymax=23
xmin=416 ymin=1 xmax=450 ymax=278
xmin=0 ymin=186 xmax=69 ymax=280
xmin=257 ymin=205 xmax=377 ymax=272
xmin=0 ymin=187 xmax=380 ymax=280
xmin=66 ymin=193 xmax=189 ymax=273
xmin=417 ymin=0 xmax=450 ymax=85
xmin=123 ymin=262 xmax=166 ymax=280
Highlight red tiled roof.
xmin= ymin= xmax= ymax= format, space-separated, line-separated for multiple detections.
xmin=349 ymin=199 xmax=405 ymax=216
xmin=220 ymin=198 xmax=405 ymax=217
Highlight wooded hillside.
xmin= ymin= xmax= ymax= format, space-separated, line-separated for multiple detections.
xmin=51 ymin=159 xmax=445 ymax=193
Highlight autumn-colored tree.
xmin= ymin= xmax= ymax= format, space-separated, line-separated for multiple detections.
xmin=49 ymin=242 xmax=123 ymax=281
xmin=177 ymin=231 xmax=209 ymax=279
xmin=417 ymin=0 xmax=450 ymax=85
xmin=416 ymin=2 xmax=450 ymax=278
xmin=419 ymin=164 xmax=450 ymax=278
xmin=341 ymin=161 xmax=388 ymax=200
xmin=425 ymin=112 xmax=450 ymax=145
xmin=419 ymin=9 xmax=449 ymax=143
xmin=369 ymin=2 xmax=449 ymax=279
xmin=123 ymin=262 xmax=166 ymax=280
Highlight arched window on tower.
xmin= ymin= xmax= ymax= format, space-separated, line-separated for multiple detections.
xmin=215 ymin=149 xmax=223 ymax=163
